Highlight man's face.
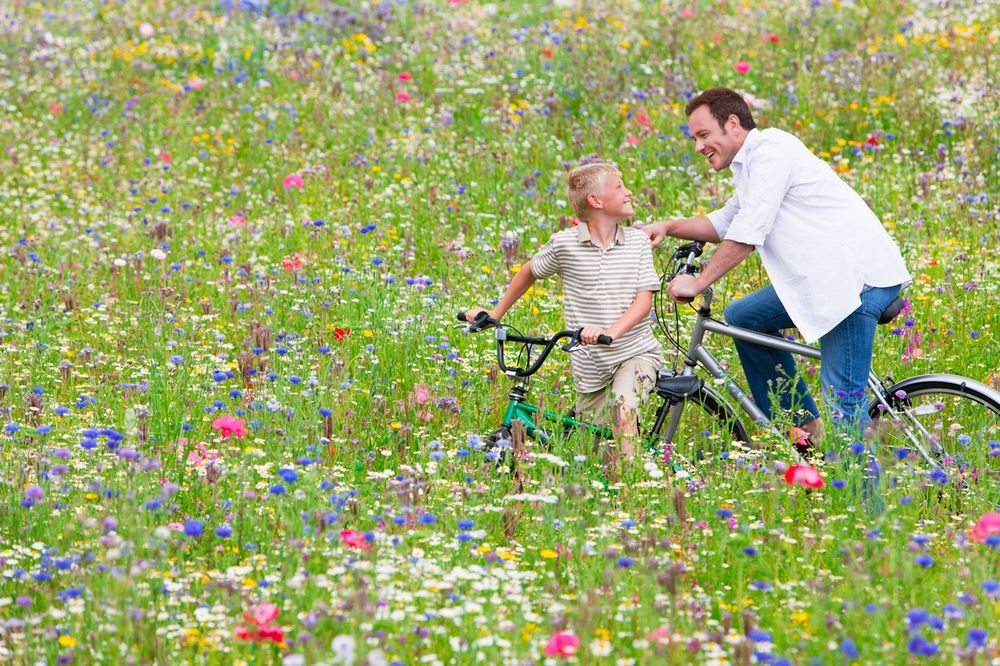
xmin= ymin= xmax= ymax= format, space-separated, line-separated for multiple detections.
xmin=689 ymin=105 xmax=743 ymax=171
xmin=594 ymin=173 xmax=633 ymax=218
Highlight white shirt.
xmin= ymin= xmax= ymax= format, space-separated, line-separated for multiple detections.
xmin=707 ymin=128 xmax=911 ymax=342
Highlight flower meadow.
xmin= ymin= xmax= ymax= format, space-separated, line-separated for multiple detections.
xmin=0 ymin=1 xmax=998 ymax=664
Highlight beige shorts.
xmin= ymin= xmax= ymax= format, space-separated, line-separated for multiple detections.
xmin=576 ymin=354 xmax=661 ymax=428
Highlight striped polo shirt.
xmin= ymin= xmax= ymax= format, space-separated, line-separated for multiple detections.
xmin=530 ymin=223 xmax=663 ymax=392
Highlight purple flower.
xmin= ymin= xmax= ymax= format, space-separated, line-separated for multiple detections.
xmin=23 ymin=485 xmax=44 ymax=501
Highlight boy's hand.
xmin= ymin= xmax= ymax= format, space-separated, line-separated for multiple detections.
xmin=667 ymin=274 xmax=702 ymax=303
xmin=464 ymin=309 xmax=493 ymax=324
xmin=579 ymin=325 xmax=610 ymax=345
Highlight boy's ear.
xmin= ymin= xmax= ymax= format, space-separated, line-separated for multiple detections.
xmin=586 ymin=192 xmax=603 ymax=210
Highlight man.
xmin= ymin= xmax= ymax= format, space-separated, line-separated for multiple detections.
xmin=643 ymin=87 xmax=910 ymax=444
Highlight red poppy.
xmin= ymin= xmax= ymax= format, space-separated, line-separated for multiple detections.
xmin=334 ymin=327 xmax=351 ymax=341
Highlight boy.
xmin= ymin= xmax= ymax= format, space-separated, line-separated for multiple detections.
xmin=465 ymin=163 xmax=663 ymax=461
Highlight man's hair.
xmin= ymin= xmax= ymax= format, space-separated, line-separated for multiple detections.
xmin=685 ymin=87 xmax=757 ymax=130
xmin=566 ymin=162 xmax=620 ymax=220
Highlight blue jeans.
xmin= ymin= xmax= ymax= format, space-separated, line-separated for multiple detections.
xmin=724 ymin=284 xmax=902 ymax=432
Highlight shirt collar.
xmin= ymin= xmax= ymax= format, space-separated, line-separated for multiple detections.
xmin=577 ymin=222 xmax=626 ymax=247
xmin=731 ymin=128 xmax=761 ymax=168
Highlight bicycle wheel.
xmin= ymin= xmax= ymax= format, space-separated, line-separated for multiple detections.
xmin=646 ymin=382 xmax=751 ymax=456
xmin=869 ymin=373 xmax=1000 ymax=473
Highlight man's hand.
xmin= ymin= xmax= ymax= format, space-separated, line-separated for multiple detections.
xmin=667 ymin=274 xmax=703 ymax=303
xmin=640 ymin=220 xmax=670 ymax=248
xmin=579 ymin=325 xmax=610 ymax=345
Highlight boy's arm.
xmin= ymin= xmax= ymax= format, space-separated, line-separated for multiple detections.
xmin=579 ymin=290 xmax=654 ymax=345
xmin=465 ymin=260 xmax=538 ymax=323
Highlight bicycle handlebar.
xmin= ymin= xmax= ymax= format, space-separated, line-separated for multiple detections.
xmin=457 ymin=311 xmax=612 ymax=378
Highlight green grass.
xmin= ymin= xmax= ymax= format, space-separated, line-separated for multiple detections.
xmin=0 ymin=1 xmax=997 ymax=664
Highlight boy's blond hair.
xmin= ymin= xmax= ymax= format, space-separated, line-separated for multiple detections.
xmin=566 ymin=162 xmax=620 ymax=221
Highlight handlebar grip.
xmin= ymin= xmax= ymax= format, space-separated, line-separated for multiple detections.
xmin=597 ymin=335 xmax=613 ymax=345
xmin=456 ymin=312 xmax=468 ymax=322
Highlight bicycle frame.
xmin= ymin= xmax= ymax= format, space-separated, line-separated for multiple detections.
xmin=662 ymin=287 xmax=941 ymax=465
xmin=499 ymin=380 xmax=615 ymax=444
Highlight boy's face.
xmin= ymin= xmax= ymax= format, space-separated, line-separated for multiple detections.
xmin=689 ymin=105 xmax=743 ymax=171
xmin=591 ymin=173 xmax=633 ymax=219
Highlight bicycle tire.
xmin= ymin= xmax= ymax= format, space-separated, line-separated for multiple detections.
xmin=647 ymin=383 xmax=751 ymax=448
xmin=869 ymin=373 xmax=1000 ymax=472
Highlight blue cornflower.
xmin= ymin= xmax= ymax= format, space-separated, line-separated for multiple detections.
xmin=616 ymin=557 xmax=634 ymax=568
xmin=716 ymin=508 xmax=733 ymax=519
xmin=742 ymin=547 xmax=757 ymax=557
xmin=457 ymin=519 xmax=474 ymax=530
xmin=184 ymin=520 xmax=204 ymax=538
xmin=968 ymin=628 xmax=988 ymax=648
xmin=750 ymin=580 xmax=772 ymax=591
xmin=278 ymin=468 xmax=298 ymax=483
xmin=907 ymin=608 xmax=928 ymax=626
xmin=747 ymin=629 xmax=772 ymax=643
xmin=216 ymin=526 xmax=233 ymax=538
xmin=419 ymin=513 xmax=437 ymax=525
xmin=269 ymin=484 xmax=286 ymax=495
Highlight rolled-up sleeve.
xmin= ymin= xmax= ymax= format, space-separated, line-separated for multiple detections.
xmin=723 ymin=144 xmax=793 ymax=246
xmin=635 ymin=237 xmax=660 ymax=292
xmin=706 ymin=194 xmax=740 ymax=240
xmin=529 ymin=235 xmax=560 ymax=278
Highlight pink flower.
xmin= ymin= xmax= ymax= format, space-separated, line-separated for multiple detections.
xmin=395 ymin=91 xmax=412 ymax=103
xmin=398 ymin=71 xmax=412 ymax=81
xmin=969 ymin=512 xmax=1000 ymax=543
xmin=158 ymin=151 xmax=172 ymax=164
xmin=409 ymin=384 xmax=431 ymax=405
xmin=340 ymin=529 xmax=372 ymax=551
xmin=49 ymin=101 xmax=64 ymax=114
xmin=680 ymin=7 xmax=694 ymax=18
xmin=282 ymin=253 xmax=306 ymax=272
xmin=635 ymin=113 xmax=650 ymax=126
xmin=244 ymin=603 xmax=280 ymax=627
xmin=543 ymin=631 xmax=580 ymax=657
xmin=647 ymin=626 xmax=673 ymax=647
xmin=229 ymin=213 xmax=245 ymax=227
xmin=789 ymin=426 xmax=810 ymax=447
xmin=785 ymin=463 xmax=824 ymax=489
xmin=626 ymin=135 xmax=641 ymax=145
xmin=734 ymin=61 xmax=751 ymax=74
xmin=211 ymin=415 xmax=248 ymax=440
xmin=187 ymin=78 xmax=204 ymax=90
xmin=187 ymin=442 xmax=219 ymax=466
xmin=282 ymin=173 xmax=304 ymax=190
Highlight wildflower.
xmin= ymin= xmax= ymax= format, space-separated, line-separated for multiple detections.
xmin=211 ymin=415 xmax=248 ymax=439
xmin=734 ymin=61 xmax=751 ymax=74
xmin=331 ymin=635 xmax=356 ymax=664
xmin=784 ymin=463 xmax=824 ymax=488
xmin=747 ymin=629 xmax=772 ymax=642
xmin=340 ymin=529 xmax=372 ymax=551
xmin=968 ymin=628 xmax=988 ymax=648
xmin=282 ymin=254 xmax=306 ymax=271
xmin=150 ymin=248 xmax=167 ymax=261
xmin=969 ymin=513 xmax=1000 ymax=543
xmin=283 ymin=173 xmax=304 ymax=190
xmin=544 ymin=631 xmax=580 ymax=657
xmin=334 ymin=327 xmax=350 ymax=341
xmin=184 ymin=520 xmax=204 ymax=538
xmin=236 ymin=602 xmax=284 ymax=643
xmin=395 ymin=91 xmax=412 ymax=103
xmin=840 ymin=639 xmax=859 ymax=659
xmin=914 ymin=555 xmax=933 ymax=568
xmin=23 ymin=485 xmax=44 ymax=501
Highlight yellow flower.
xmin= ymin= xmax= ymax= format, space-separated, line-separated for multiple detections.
xmin=540 ymin=549 xmax=558 ymax=559
xmin=59 ymin=636 xmax=77 ymax=648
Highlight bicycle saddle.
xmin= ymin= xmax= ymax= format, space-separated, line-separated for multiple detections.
xmin=878 ymin=296 xmax=905 ymax=325
xmin=655 ymin=372 xmax=703 ymax=400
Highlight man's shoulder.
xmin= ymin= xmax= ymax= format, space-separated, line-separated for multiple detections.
xmin=756 ymin=127 xmax=806 ymax=151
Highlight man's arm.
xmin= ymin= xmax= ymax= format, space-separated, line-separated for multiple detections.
xmin=641 ymin=215 xmax=722 ymax=247
xmin=579 ymin=290 xmax=654 ymax=344
xmin=465 ymin=260 xmax=538 ymax=322
xmin=666 ymin=240 xmax=754 ymax=302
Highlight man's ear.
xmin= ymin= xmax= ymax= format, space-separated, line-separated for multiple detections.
xmin=726 ymin=113 xmax=742 ymax=132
